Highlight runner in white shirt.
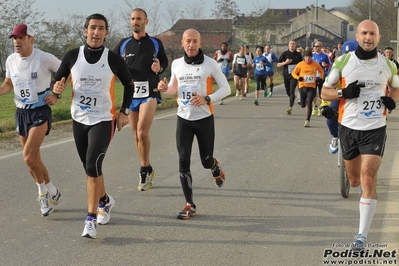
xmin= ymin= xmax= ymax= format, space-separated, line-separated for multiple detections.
xmin=321 ymin=19 xmax=399 ymax=250
xmin=158 ymin=29 xmax=231 ymax=220
xmin=0 ymin=23 xmax=62 ymax=217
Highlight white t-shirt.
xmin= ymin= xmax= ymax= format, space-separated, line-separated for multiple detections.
xmin=6 ymin=48 xmax=60 ymax=109
xmin=167 ymin=55 xmax=231 ymax=121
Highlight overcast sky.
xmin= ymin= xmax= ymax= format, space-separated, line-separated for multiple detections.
xmin=33 ymin=0 xmax=349 ymax=21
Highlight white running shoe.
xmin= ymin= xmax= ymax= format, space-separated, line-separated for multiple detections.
xmin=50 ymin=189 xmax=62 ymax=205
xmin=138 ymin=170 xmax=156 ymax=191
xmin=37 ymin=192 xmax=54 ymax=217
xmin=351 ymin=234 xmax=366 ymax=251
xmin=97 ymin=195 xmax=115 ymax=225
xmin=329 ymin=137 xmax=339 ymax=154
xmin=82 ymin=219 xmax=97 ymax=239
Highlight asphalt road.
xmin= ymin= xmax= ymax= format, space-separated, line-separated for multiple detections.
xmin=1 ymin=84 xmax=398 ymax=266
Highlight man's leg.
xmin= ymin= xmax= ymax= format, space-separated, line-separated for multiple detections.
xmin=129 ymin=99 xmax=157 ymax=168
xmin=19 ymin=122 xmax=48 ymax=184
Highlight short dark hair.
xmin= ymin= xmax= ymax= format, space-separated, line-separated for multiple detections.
xmin=256 ymin=45 xmax=264 ymax=53
xmin=385 ymin=46 xmax=394 ymax=51
xmin=84 ymin=13 xmax=109 ymax=30
xmin=132 ymin=8 xmax=148 ymax=18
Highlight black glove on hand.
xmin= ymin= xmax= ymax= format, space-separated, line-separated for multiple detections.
xmin=342 ymin=80 xmax=365 ymax=99
xmin=320 ymin=106 xmax=336 ymax=119
xmin=217 ymin=58 xmax=224 ymax=63
xmin=381 ymin=96 xmax=396 ymax=111
xmin=298 ymin=77 xmax=304 ymax=82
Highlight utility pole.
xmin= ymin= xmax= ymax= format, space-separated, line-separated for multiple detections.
xmin=369 ymin=0 xmax=373 ymax=20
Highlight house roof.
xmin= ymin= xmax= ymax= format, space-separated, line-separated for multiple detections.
xmin=169 ymin=19 xmax=232 ymax=33
xmin=233 ymin=8 xmax=307 ymax=25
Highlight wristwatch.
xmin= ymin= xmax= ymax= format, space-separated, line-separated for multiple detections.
xmin=337 ymin=89 xmax=343 ymax=98
xmin=52 ymin=92 xmax=62 ymax=99
xmin=120 ymin=107 xmax=130 ymax=116
xmin=204 ymin=96 xmax=211 ymax=105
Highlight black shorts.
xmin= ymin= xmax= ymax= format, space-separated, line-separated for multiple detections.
xmin=15 ymin=105 xmax=52 ymax=137
xmin=339 ymin=124 xmax=386 ymax=160
xmin=234 ymin=73 xmax=247 ymax=78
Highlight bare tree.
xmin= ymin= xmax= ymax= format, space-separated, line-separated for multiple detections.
xmin=211 ymin=0 xmax=240 ymax=19
xmin=164 ymin=1 xmax=183 ymax=28
xmin=184 ymin=1 xmax=206 ymax=19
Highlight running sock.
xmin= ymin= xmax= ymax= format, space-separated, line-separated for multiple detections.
xmin=45 ymin=181 xmax=57 ymax=196
xmin=270 ymin=83 xmax=274 ymax=92
xmin=140 ymin=166 xmax=147 ymax=183
xmin=99 ymin=194 xmax=109 ymax=205
xmin=147 ymin=165 xmax=153 ymax=174
xmin=37 ymin=182 xmax=47 ymax=195
xmin=87 ymin=213 xmax=97 ymax=220
xmin=180 ymin=172 xmax=193 ymax=203
xmin=358 ymin=198 xmax=377 ymax=238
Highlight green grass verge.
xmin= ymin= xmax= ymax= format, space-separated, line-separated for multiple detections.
xmin=0 ymin=73 xmax=283 ymax=138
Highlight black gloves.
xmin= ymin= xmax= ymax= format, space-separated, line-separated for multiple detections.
xmin=298 ymin=77 xmax=304 ymax=82
xmin=320 ymin=106 xmax=336 ymax=119
xmin=217 ymin=58 xmax=224 ymax=63
xmin=381 ymin=96 xmax=396 ymax=111
xmin=342 ymin=80 xmax=365 ymax=99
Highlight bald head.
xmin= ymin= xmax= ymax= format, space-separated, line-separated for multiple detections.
xmin=181 ymin=29 xmax=202 ymax=57
xmin=356 ymin=19 xmax=380 ymax=51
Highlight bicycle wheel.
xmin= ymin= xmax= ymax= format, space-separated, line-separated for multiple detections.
xmin=338 ymin=142 xmax=350 ymax=198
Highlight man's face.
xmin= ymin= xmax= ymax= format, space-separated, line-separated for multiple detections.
xmin=221 ymin=43 xmax=227 ymax=51
xmin=384 ymin=49 xmax=394 ymax=59
xmin=288 ymin=41 xmax=296 ymax=51
xmin=356 ymin=20 xmax=380 ymax=52
xmin=130 ymin=10 xmax=148 ymax=34
xmin=314 ymin=42 xmax=322 ymax=53
xmin=265 ymin=45 xmax=271 ymax=53
xmin=84 ymin=19 xmax=108 ymax=48
xmin=181 ymin=30 xmax=201 ymax=57
xmin=12 ymin=35 xmax=33 ymax=57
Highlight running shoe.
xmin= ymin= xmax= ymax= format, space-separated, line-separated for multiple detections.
xmin=286 ymin=107 xmax=292 ymax=115
xmin=97 ymin=195 xmax=115 ymax=225
xmin=268 ymin=92 xmax=272 ymax=97
xmin=263 ymin=90 xmax=267 ymax=97
xmin=235 ymin=91 xmax=240 ymax=97
xmin=37 ymin=192 xmax=54 ymax=217
xmin=329 ymin=137 xmax=339 ymax=154
xmin=219 ymin=100 xmax=223 ymax=105
xmin=50 ymin=189 xmax=62 ymax=205
xmin=318 ymin=108 xmax=322 ymax=116
xmin=312 ymin=106 xmax=318 ymax=115
xmin=254 ymin=99 xmax=259 ymax=106
xmin=351 ymin=234 xmax=366 ymax=251
xmin=304 ymin=120 xmax=310 ymax=127
xmin=212 ymin=160 xmax=226 ymax=188
xmin=177 ymin=203 xmax=197 ymax=220
xmin=239 ymin=96 xmax=243 ymax=101
xmin=138 ymin=170 xmax=156 ymax=191
xmin=82 ymin=218 xmax=97 ymax=239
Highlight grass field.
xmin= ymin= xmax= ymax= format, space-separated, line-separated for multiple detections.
xmin=0 ymin=73 xmax=283 ymax=136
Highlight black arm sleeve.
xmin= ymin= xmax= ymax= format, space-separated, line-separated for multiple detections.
xmin=155 ymin=38 xmax=168 ymax=73
xmin=53 ymin=48 xmax=79 ymax=81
